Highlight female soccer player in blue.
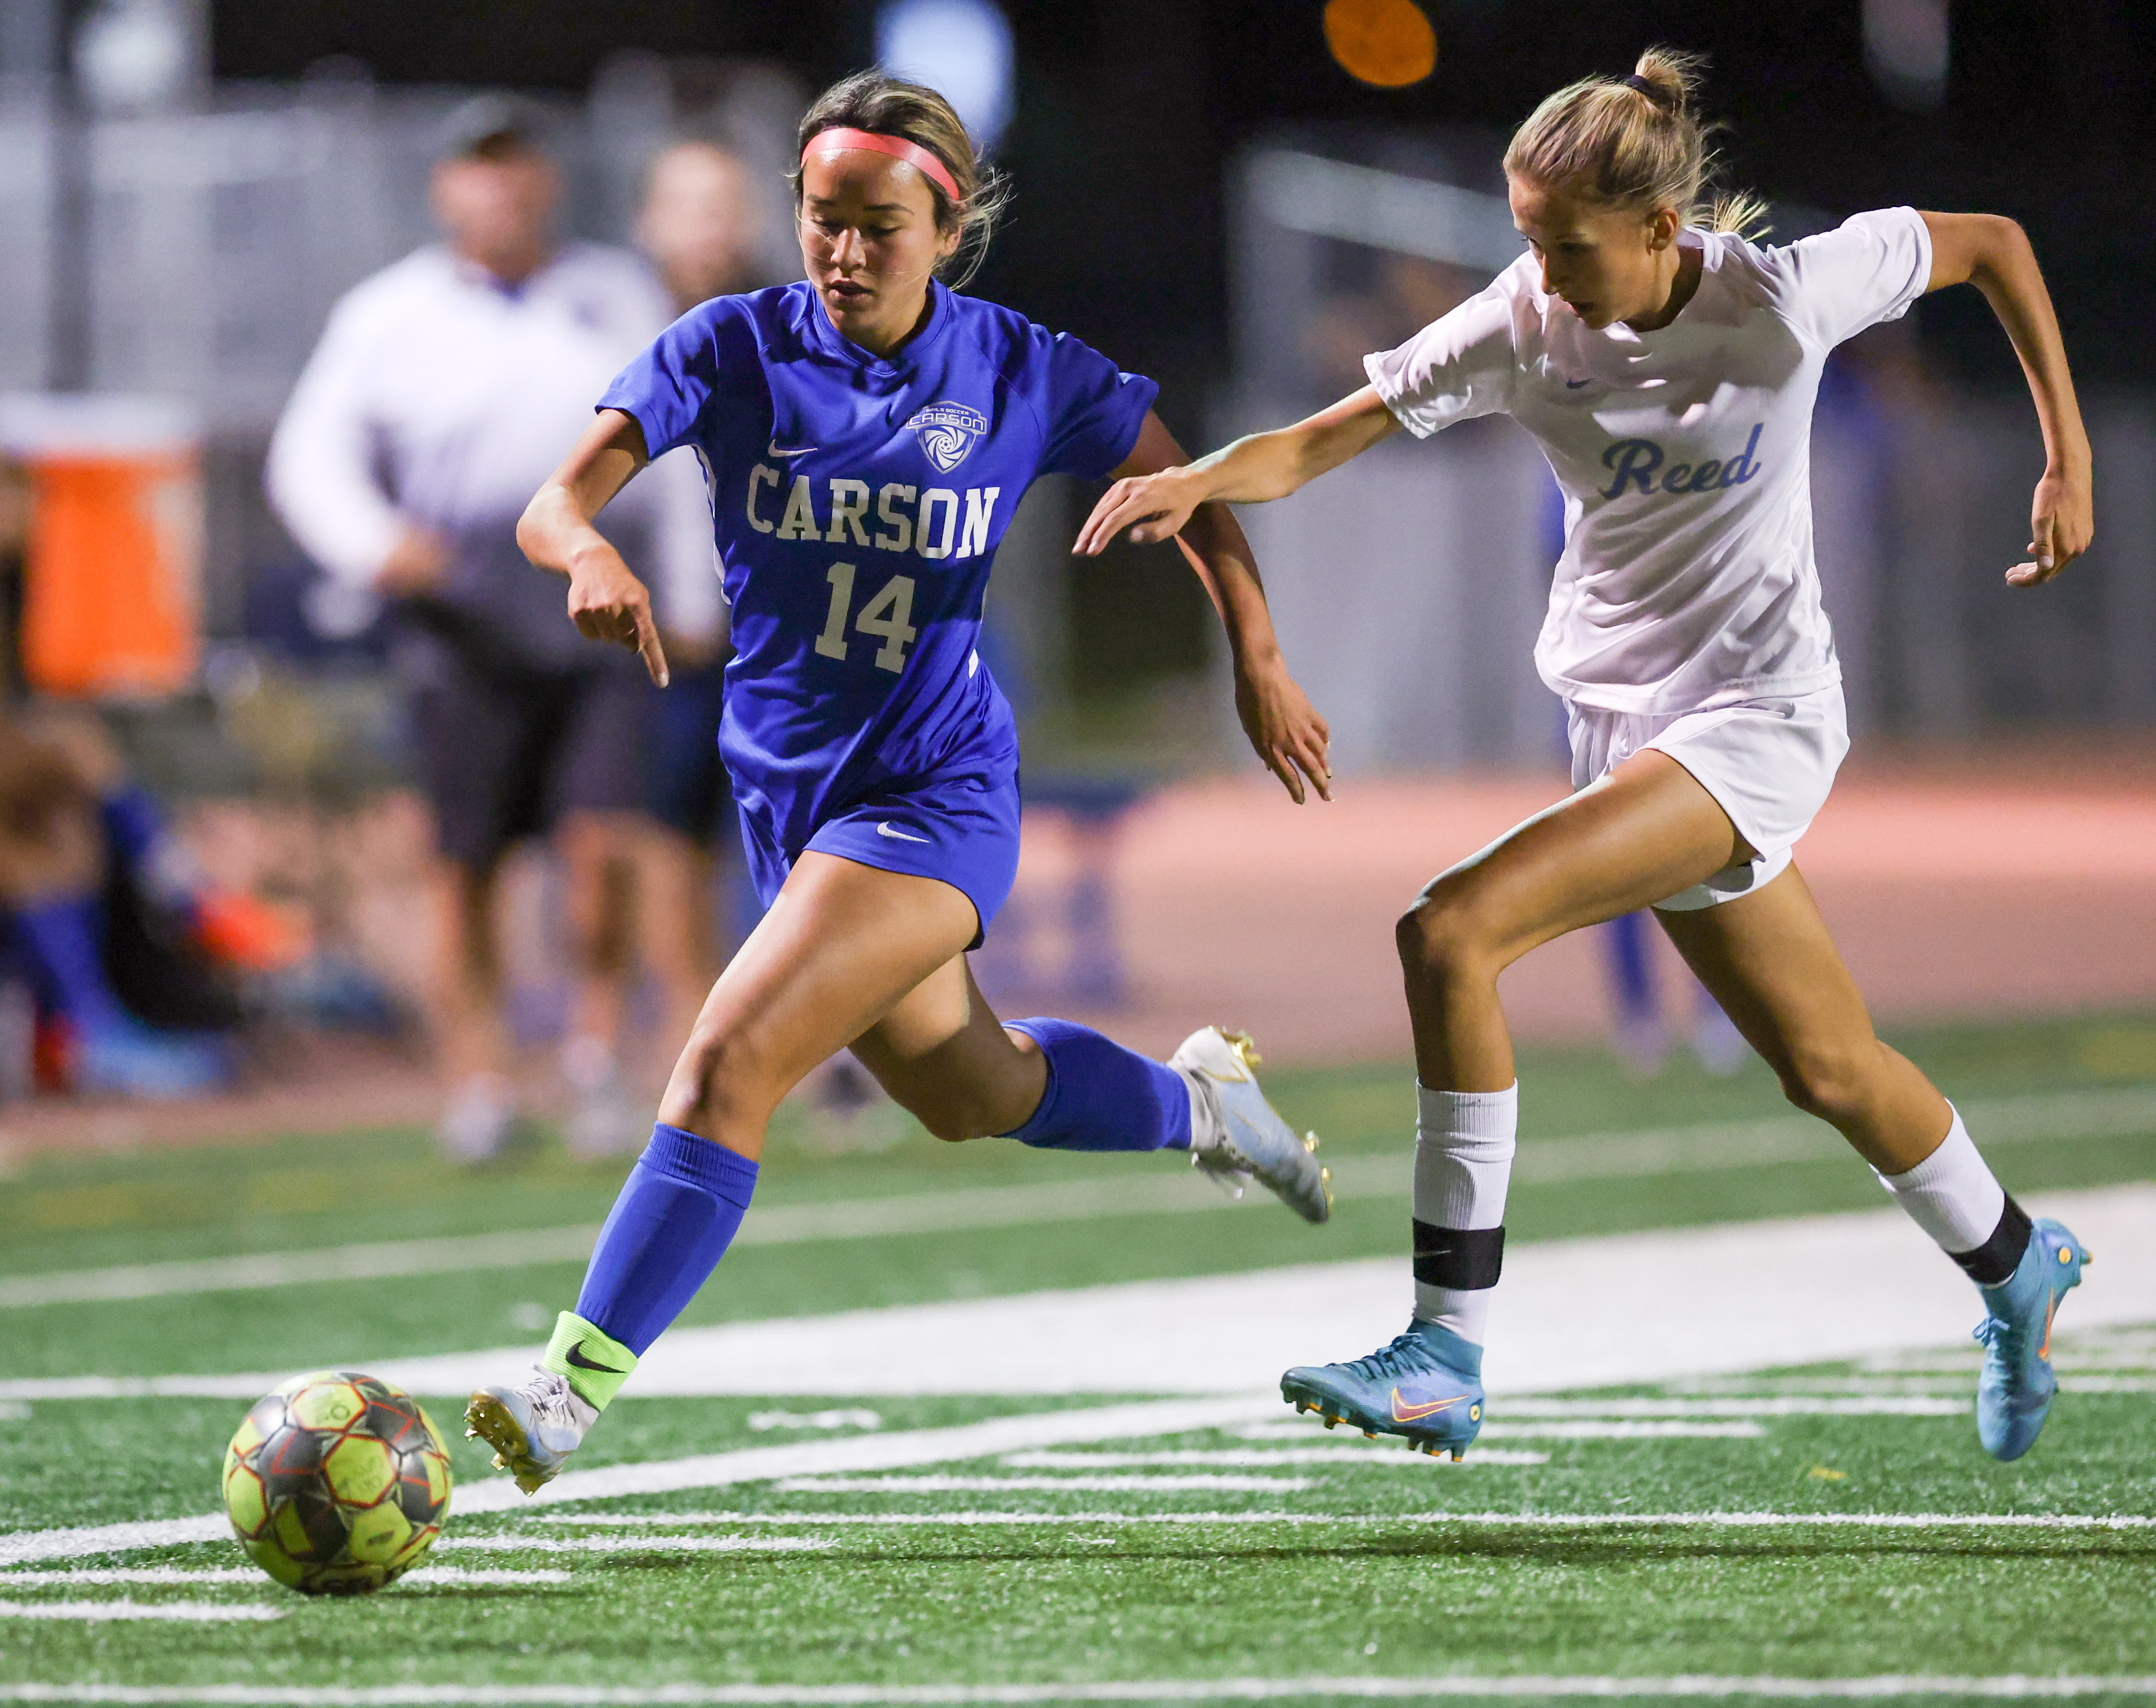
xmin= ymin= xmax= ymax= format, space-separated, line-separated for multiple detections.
xmin=1082 ymin=50 xmax=2095 ymax=1464
xmin=466 ymin=73 xmax=1334 ymax=1490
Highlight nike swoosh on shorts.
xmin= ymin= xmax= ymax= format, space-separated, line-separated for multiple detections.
xmin=876 ymin=822 xmax=930 ymax=843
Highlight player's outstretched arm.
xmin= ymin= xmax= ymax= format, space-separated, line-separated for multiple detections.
xmin=1075 ymin=386 xmax=1401 ymax=557
xmin=1920 ymin=211 xmax=2092 ymax=587
xmin=518 ymin=408 xmax=672 ymax=686
xmin=1109 ymin=411 xmax=1332 ymax=804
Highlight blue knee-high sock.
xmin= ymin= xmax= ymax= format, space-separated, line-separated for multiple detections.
xmin=999 ymin=1017 xmax=1190 ymax=1152
xmin=572 ymin=1124 xmax=759 ymax=1356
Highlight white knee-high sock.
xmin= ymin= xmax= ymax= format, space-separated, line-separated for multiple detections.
xmin=1411 ymin=1082 xmax=1517 ymax=1345
xmin=1874 ymin=1106 xmax=2029 ymax=1286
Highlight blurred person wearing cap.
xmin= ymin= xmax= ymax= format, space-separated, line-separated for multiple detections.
xmin=266 ymin=98 xmax=721 ymax=1163
xmin=627 ymin=141 xmax=772 ymax=1064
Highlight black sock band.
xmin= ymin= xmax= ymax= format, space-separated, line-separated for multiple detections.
xmin=1412 ymin=1220 xmax=1505 ymax=1290
xmin=1951 ymin=1194 xmax=2033 ymax=1287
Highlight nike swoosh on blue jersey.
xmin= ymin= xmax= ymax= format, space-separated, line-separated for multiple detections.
xmin=876 ymin=822 xmax=931 ymax=843
xmin=767 ymin=440 xmax=817 ymax=456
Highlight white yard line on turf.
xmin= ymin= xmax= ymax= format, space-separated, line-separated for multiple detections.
xmin=0 ymin=1567 xmax=571 ymax=1585
xmin=1231 ymin=1421 xmax=1763 ymax=1440
xmin=6 ymin=1673 xmax=2156 ymax=1700
xmin=773 ymin=1474 xmax=1311 ymax=1493
xmin=0 ymin=1598 xmax=281 ymax=1622
xmin=1496 ymin=1397 xmax=1967 ymax=1417
xmin=999 ymin=1450 xmax=1555 ymax=1466
xmin=435 ymin=1535 xmax=827 ymax=1554
xmin=202 ymin=1182 xmax=2145 ymax=1402
xmin=9 ymin=1083 xmax=2153 ymax=1311
xmin=0 ymin=1396 xmax=1286 ymax=1563
xmin=499 ymin=1511 xmax=2156 ymax=1533
xmin=536 ymin=1512 xmax=1347 ymax=1526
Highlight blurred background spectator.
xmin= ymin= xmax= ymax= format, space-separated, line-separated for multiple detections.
xmin=264 ymin=98 xmax=715 ymax=1162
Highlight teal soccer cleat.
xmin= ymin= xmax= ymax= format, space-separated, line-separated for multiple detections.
xmin=1172 ymin=1027 xmax=1331 ymax=1223
xmin=465 ymin=1367 xmax=597 ymax=1494
xmin=1280 ymin=1318 xmax=1484 ymax=1459
xmin=1973 ymin=1216 xmax=2091 ymax=1462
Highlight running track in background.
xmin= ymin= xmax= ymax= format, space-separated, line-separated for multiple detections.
xmin=1009 ymin=758 xmax=2156 ymax=1062
xmin=6 ymin=754 xmax=2156 ymax=1152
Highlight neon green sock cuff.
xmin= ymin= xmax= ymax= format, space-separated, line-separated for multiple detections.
xmin=542 ymin=1312 xmax=638 ymax=1411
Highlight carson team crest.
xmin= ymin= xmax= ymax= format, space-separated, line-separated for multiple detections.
xmin=906 ymin=402 xmax=987 ymax=473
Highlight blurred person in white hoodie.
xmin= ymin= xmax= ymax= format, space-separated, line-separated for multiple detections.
xmin=267 ymin=98 xmax=721 ymax=1162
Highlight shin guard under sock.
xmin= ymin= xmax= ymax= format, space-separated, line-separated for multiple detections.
xmin=553 ymin=1123 xmax=758 ymax=1405
xmin=1411 ymin=1082 xmax=1517 ymax=1345
xmin=998 ymin=1018 xmax=1191 ymax=1152
xmin=1874 ymin=1107 xmax=2030 ymax=1285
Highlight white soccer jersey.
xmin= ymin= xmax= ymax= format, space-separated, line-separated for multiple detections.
xmin=1364 ymin=206 xmax=1933 ymax=713
xmin=268 ymin=243 xmax=722 ymax=658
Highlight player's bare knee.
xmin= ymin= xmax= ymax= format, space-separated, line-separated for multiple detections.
xmin=1776 ymin=1043 xmax=1872 ymax=1126
xmin=675 ymin=1026 xmax=780 ymax=1123
xmin=1396 ymin=887 xmax=1498 ymax=987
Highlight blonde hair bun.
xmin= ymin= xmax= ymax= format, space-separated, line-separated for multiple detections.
xmin=1503 ymin=45 xmax=1769 ymax=238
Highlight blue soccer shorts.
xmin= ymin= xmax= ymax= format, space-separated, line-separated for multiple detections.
xmin=737 ymin=771 xmax=1023 ymax=950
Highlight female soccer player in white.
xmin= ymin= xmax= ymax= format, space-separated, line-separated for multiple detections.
xmin=465 ymin=74 xmax=1334 ymax=1492
xmin=1080 ymin=48 xmax=2094 ymax=1463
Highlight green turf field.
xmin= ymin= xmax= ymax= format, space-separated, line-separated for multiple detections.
xmin=2 ymin=1012 xmax=2154 ymax=1703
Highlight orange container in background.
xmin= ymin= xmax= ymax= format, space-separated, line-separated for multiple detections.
xmin=0 ymin=395 xmax=202 ymax=699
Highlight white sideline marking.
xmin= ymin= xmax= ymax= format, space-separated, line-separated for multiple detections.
xmin=536 ymin=1511 xmax=1343 ymax=1528
xmin=1233 ymin=1421 xmax=1763 ymax=1440
xmin=999 ymin=1450 xmax=1552 ymax=1467
xmin=9 ymin=1083 xmax=2151 ymax=1310
xmin=497 ymin=1508 xmax=2156 ymax=1534
xmin=0 ymin=1396 xmax=1284 ymax=1563
xmin=1497 ymin=1398 xmax=1967 ymax=1418
xmin=0 ymin=1566 xmax=571 ymax=1586
xmin=0 ymin=1597 xmax=281 ymax=1622
xmin=773 ymin=1474 xmax=1312 ymax=1493
xmin=0 ymin=1516 xmax=227 ymax=1565
xmin=208 ymin=1183 xmax=2147 ymax=1402
xmin=435 ymin=1535 xmax=828 ymax=1555
xmin=5 ymin=1672 xmax=2156 ymax=1699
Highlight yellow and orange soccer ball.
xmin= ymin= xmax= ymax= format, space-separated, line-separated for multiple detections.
xmin=222 ymin=1370 xmax=453 ymax=1595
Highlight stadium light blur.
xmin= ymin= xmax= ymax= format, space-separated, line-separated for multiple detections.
xmin=1323 ymin=0 xmax=1437 ymax=89
xmin=875 ymin=0 xmax=1015 ymax=153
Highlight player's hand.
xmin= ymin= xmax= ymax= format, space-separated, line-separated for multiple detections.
xmin=2007 ymin=465 xmax=2092 ymax=587
xmin=1075 ymin=468 xmax=1205 ymax=555
xmin=566 ymin=548 xmax=671 ymax=687
xmin=1235 ymin=652 xmax=1331 ymax=805
xmin=374 ymin=526 xmax=450 ymax=596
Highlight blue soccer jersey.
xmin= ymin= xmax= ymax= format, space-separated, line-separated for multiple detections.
xmin=598 ymin=279 xmax=1157 ymax=911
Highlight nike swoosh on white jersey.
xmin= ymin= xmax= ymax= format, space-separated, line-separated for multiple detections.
xmin=767 ymin=440 xmax=817 ymax=457
xmin=875 ymin=822 xmax=931 ymax=843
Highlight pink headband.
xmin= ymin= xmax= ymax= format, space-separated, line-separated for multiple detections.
xmin=801 ymin=126 xmax=962 ymax=202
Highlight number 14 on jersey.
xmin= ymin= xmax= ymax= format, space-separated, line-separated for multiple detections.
xmin=815 ymin=562 xmax=918 ymax=672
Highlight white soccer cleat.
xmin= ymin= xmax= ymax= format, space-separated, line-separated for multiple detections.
xmin=464 ymin=1367 xmax=598 ymax=1495
xmin=1171 ymin=1026 xmax=1331 ymax=1224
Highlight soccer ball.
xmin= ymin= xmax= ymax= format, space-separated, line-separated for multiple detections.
xmin=222 ymin=1370 xmax=453 ymax=1595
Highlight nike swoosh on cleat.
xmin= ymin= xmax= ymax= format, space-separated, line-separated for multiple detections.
xmin=2038 ymin=1294 xmax=2057 ymax=1362
xmin=564 ymin=1344 xmax=625 ymax=1374
xmin=1389 ymin=1388 xmax=1468 ymax=1423
xmin=876 ymin=821 xmax=930 ymax=843
xmin=1565 ymin=378 xmax=1592 ymax=389
xmin=767 ymin=441 xmax=817 ymax=457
